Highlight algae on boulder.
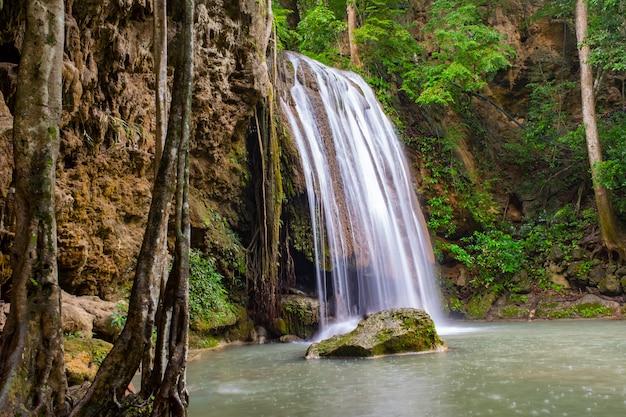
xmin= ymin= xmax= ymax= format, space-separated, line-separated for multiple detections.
xmin=274 ymin=294 xmax=319 ymax=339
xmin=305 ymin=308 xmax=446 ymax=359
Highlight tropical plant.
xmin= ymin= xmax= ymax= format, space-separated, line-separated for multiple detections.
xmin=297 ymin=3 xmax=347 ymax=62
xmin=402 ymin=0 xmax=515 ymax=105
xmin=189 ymin=249 xmax=236 ymax=329
xmin=446 ymin=229 xmax=524 ymax=291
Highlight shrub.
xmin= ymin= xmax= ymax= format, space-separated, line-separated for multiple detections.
xmin=189 ymin=249 xmax=236 ymax=331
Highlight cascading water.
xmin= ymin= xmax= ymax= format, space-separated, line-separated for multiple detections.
xmin=278 ymin=52 xmax=442 ymax=338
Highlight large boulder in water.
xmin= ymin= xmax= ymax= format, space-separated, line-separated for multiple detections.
xmin=305 ymin=308 xmax=446 ymax=359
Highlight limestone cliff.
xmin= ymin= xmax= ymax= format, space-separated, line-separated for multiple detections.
xmin=0 ymin=0 xmax=271 ymax=300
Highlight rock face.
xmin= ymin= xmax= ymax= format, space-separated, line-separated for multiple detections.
xmin=0 ymin=0 xmax=271 ymax=300
xmin=274 ymin=294 xmax=319 ymax=339
xmin=61 ymin=291 xmax=121 ymax=341
xmin=305 ymin=308 xmax=446 ymax=359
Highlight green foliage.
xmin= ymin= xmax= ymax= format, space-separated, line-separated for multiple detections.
xmin=444 ymin=206 xmax=596 ymax=294
xmin=446 ymin=229 xmax=524 ymax=291
xmin=415 ymin=133 xmax=498 ymax=238
xmin=189 ymin=248 xmax=236 ymax=330
xmin=523 ymin=81 xmax=579 ymax=153
xmin=596 ymin=111 xmax=626 ymax=218
xmin=111 ymin=301 xmax=128 ymax=330
xmin=352 ymin=0 xmax=420 ymax=75
xmin=587 ymin=0 xmax=626 ymax=72
xmin=202 ymin=207 xmax=246 ymax=289
xmin=272 ymin=4 xmax=299 ymax=51
xmin=519 ymin=205 xmax=596 ymax=289
xmin=297 ymin=3 xmax=347 ymax=63
xmin=402 ymin=0 xmax=514 ymax=105
xmin=427 ymin=196 xmax=456 ymax=237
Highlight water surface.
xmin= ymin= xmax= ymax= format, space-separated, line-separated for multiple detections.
xmin=188 ymin=320 xmax=626 ymax=416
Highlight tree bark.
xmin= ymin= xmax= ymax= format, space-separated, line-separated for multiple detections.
xmin=68 ymin=15 xmax=191 ymax=417
xmin=154 ymin=0 xmax=168 ymax=176
xmin=347 ymin=1 xmax=362 ymax=67
xmin=0 ymin=0 xmax=67 ymax=415
xmin=150 ymin=0 xmax=193 ymax=415
xmin=141 ymin=0 xmax=170 ymax=397
xmin=575 ymin=0 xmax=626 ymax=262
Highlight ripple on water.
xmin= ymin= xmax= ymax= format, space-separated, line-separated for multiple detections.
xmin=187 ymin=321 xmax=626 ymax=417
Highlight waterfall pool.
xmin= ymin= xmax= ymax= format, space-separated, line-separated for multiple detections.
xmin=187 ymin=320 xmax=626 ymax=417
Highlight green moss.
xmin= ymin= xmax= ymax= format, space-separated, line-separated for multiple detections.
xmin=466 ymin=292 xmax=497 ymax=319
xmin=500 ymin=306 xmax=530 ymax=319
xmin=572 ymin=302 xmax=613 ymax=318
xmin=533 ymin=301 xmax=613 ymax=319
xmin=194 ymin=336 xmax=220 ymax=349
xmin=64 ymin=337 xmax=112 ymax=360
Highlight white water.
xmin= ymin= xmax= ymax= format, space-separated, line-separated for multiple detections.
xmin=279 ymin=52 xmax=442 ymax=337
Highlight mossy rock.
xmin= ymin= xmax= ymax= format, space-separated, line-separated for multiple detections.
xmin=64 ymin=336 xmax=112 ymax=385
xmin=465 ymin=292 xmax=497 ymax=319
xmin=276 ymin=295 xmax=319 ymax=339
xmin=598 ymin=275 xmax=622 ymax=296
xmin=305 ymin=308 xmax=446 ymax=359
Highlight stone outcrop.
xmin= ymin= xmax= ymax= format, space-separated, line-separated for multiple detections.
xmin=305 ymin=308 xmax=446 ymax=359
xmin=273 ymin=294 xmax=319 ymax=339
xmin=61 ymin=291 xmax=121 ymax=341
xmin=0 ymin=291 xmax=122 ymax=340
xmin=0 ymin=0 xmax=271 ymax=300
xmin=64 ymin=337 xmax=113 ymax=386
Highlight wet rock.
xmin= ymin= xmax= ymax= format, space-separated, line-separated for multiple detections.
xmin=280 ymin=334 xmax=303 ymax=343
xmin=570 ymin=248 xmax=586 ymax=261
xmin=572 ymin=294 xmax=620 ymax=312
xmin=62 ymin=303 xmax=95 ymax=337
xmin=250 ymin=326 xmax=268 ymax=344
xmin=589 ymin=266 xmax=606 ymax=286
xmin=305 ymin=308 xmax=446 ymax=359
xmin=598 ymin=275 xmax=622 ymax=296
xmin=546 ymin=261 xmax=571 ymax=289
xmin=466 ymin=292 xmax=497 ymax=319
xmin=276 ymin=294 xmax=319 ymax=339
xmin=549 ymin=245 xmax=564 ymax=262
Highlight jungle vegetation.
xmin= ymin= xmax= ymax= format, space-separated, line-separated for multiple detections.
xmin=1 ymin=0 xmax=626 ymax=415
xmin=274 ymin=0 xmax=626 ymax=299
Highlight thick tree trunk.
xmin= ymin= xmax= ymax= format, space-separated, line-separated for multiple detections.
xmin=575 ymin=0 xmax=626 ymax=262
xmin=150 ymin=0 xmax=193 ymax=415
xmin=347 ymin=1 xmax=362 ymax=68
xmin=141 ymin=0 xmax=170 ymax=397
xmin=0 ymin=0 xmax=67 ymax=415
xmin=68 ymin=17 xmax=190 ymax=417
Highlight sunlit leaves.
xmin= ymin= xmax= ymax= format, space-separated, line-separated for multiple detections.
xmin=586 ymin=0 xmax=626 ymax=71
xmin=297 ymin=3 xmax=346 ymax=59
xmin=403 ymin=0 xmax=514 ymax=105
xmin=350 ymin=0 xmax=420 ymax=77
xmin=273 ymin=4 xmax=299 ymax=51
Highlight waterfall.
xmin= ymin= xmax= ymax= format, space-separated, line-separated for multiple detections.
xmin=278 ymin=52 xmax=442 ymax=338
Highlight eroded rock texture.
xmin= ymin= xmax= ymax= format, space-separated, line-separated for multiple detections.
xmin=0 ymin=0 xmax=271 ymax=299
